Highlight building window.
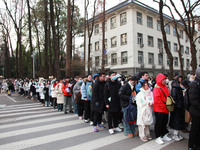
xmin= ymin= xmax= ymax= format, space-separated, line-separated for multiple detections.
xmin=158 ymin=38 xmax=163 ymax=49
xmin=90 ymin=44 xmax=92 ymax=51
xmin=104 ymin=55 xmax=108 ymax=65
xmin=182 ymin=58 xmax=184 ymax=67
xmin=110 ymin=16 xmax=116 ymax=29
xmin=186 ymin=34 xmax=188 ymax=42
xmin=186 ymin=46 xmax=189 ymax=54
xmin=94 ymin=24 xmax=99 ymax=35
xmin=121 ymin=71 xmax=127 ymax=75
xmin=111 ymin=36 xmax=117 ymax=47
xmin=137 ymin=12 xmax=142 ymax=24
xmin=105 ymin=21 xmax=107 ymax=31
xmin=158 ymin=54 xmax=163 ymax=65
xmin=186 ymin=59 xmax=190 ymax=68
xmin=173 ymin=27 xmax=176 ymax=36
xmin=137 ymin=33 xmax=143 ymax=45
xmin=167 ymin=41 xmax=171 ymax=51
xmin=181 ymin=45 xmax=184 ymax=54
xmin=157 ymin=20 xmax=161 ymax=31
xmin=121 ymin=33 xmax=127 ymax=45
xmin=104 ymin=39 xmax=107 ymax=50
xmin=148 ymin=53 xmax=154 ymax=64
xmin=138 ymin=51 xmax=143 ymax=64
xmin=180 ymin=30 xmax=183 ymax=39
xmin=95 ymin=41 xmax=99 ymax=51
xmin=174 ymin=57 xmax=178 ymax=66
xmin=111 ymin=53 xmax=117 ymax=65
xmin=95 ymin=56 xmax=100 ymax=66
xmin=148 ymin=36 xmax=154 ymax=47
xmin=120 ymin=12 xmax=127 ymax=26
xmin=167 ymin=56 xmax=169 ymax=66
xmin=121 ymin=51 xmax=128 ymax=64
xmin=165 ymin=24 xmax=170 ymax=34
xmin=174 ymin=43 xmax=178 ymax=52
xmin=147 ymin=16 xmax=153 ymax=28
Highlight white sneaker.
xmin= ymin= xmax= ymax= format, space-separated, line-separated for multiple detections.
xmin=114 ymin=127 xmax=122 ymax=132
xmin=155 ymin=137 xmax=164 ymax=145
xmin=162 ymin=134 xmax=172 ymax=141
xmin=109 ymin=129 xmax=114 ymax=134
xmin=84 ymin=119 xmax=89 ymax=123
xmin=178 ymin=135 xmax=183 ymax=140
xmin=172 ymin=135 xmax=181 ymax=141
xmin=90 ymin=121 xmax=93 ymax=126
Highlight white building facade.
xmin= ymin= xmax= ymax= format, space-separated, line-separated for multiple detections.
xmin=85 ymin=0 xmax=199 ymax=76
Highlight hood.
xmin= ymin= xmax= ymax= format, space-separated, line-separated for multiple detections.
xmin=156 ymin=74 xmax=166 ymax=86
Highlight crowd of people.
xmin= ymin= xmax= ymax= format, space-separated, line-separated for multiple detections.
xmin=0 ymin=69 xmax=200 ymax=150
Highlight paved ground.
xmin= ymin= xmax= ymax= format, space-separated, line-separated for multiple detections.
xmin=0 ymin=93 xmax=189 ymax=150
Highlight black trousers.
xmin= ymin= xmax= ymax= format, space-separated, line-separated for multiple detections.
xmin=189 ymin=117 xmax=200 ymax=148
xmin=52 ymin=98 xmax=57 ymax=109
xmin=78 ymin=100 xmax=84 ymax=117
xmin=108 ymin=112 xmax=119 ymax=129
xmin=155 ymin=112 xmax=169 ymax=138
xmin=84 ymin=100 xmax=91 ymax=120
xmin=93 ymin=111 xmax=102 ymax=126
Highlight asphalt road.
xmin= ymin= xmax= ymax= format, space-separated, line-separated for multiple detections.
xmin=0 ymin=92 xmax=189 ymax=150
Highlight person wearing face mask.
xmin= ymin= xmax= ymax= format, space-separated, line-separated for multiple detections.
xmin=136 ymin=72 xmax=151 ymax=93
xmin=104 ymin=72 xmax=122 ymax=134
xmin=169 ymin=75 xmax=185 ymax=141
xmin=119 ymin=76 xmax=138 ymax=138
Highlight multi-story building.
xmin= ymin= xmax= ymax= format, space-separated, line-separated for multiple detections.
xmin=85 ymin=0 xmax=199 ymax=76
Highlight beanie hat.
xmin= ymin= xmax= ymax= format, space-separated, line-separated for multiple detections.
xmin=195 ymin=67 xmax=200 ymax=79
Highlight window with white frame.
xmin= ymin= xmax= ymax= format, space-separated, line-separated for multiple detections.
xmin=105 ymin=21 xmax=107 ymax=31
xmin=95 ymin=56 xmax=100 ymax=66
xmin=104 ymin=55 xmax=108 ymax=65
xmin=158 ymin=54 xmax=163 ymax=65
xmin=104 ymin=39 xmax=107 ymax=49
xmin=121 ymin=33 xmax=127 ymax=45
xmin=120 ymin=12 xmax=127 ymax=26
xmin=110 ymin=16 xmax=116 ymax=29
xmin=148 ymin=53 xmax=154 ymax=64
xmin=111 ymin=53 xmax=117 ymax=65
xmin=158 ymin=38 xmax=163 ymax=49
xmin=165 ymin=24 xmax=170 ymax=34
xmin=157 ymin=20 xmax=161 ymax=31
xmin=138 ymin=51 xmax=143 ymax=63
xmin=111 ymin=36 xmax=117 ymax=47
xmin=147 ymin=16 xmax=153 ymax=28
xmin=121 ymin=51 xmax=128 ymax=64
xmin=137 ymin=33 xmax=143 ymax=44
xmin=167 ymin=56 xmax=169 ymax=65
xmin=180 ymin=30 xmax=183 ymax=39
xmin=186 ymin=59 xmax=190 ymax=68
xmin=174 ymin=57 xmax=178 ymax=66
xmin=137 ymin=12 xmax=142 ymax=24
xmin=174 ymin=43 xmax=178 ymax=52
xmin=173 ymin=27 xmax=176 ymax=36
xmin=148 ymin=36 xmax=154 ymax=47
xmin=95 ymin=41 xmax=99 ymax=51
xmin=121 ymin=71 xmax=127 ymax=75
xmin=167 ymin=41 xmax=171 ymax=51
xmin=186 ymin=34 xmax=188 ymax=42
xmin=94 ymin=24 xmax=99 ymax=35
xmin=186 ymin=46 xmax=189 ymax=54
xmin=181 ymin=45 xmax=184 ymax=54
xmin=90 ymin=44 xmax=92 ymax=51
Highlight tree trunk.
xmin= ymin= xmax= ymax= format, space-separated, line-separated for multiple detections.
xmin=191 ymin=42 xmax=197 ymax=73
xmin=50 ymin=0 xmax=61 ymax=78
xmin=4 ymin=36 xmax=10 ymax=78
xmin=18 ymin=30 xmax=23 ymax=78
xmin=48 ymin=23 xmax=53 ymax=76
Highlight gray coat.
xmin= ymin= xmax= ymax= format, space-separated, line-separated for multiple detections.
xmin=73 ymin=82 xmax=82 ymax=99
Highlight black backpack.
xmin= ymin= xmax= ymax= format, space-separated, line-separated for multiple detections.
xmin=124 ymin=96 xmax=137 ymax=124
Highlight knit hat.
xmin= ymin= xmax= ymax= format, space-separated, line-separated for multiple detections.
xmin=195 ymin=67 xmax=200 ymax=79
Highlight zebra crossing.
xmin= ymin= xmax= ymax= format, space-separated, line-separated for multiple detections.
xmin=0 ymin=102 xmax=188 ymax=150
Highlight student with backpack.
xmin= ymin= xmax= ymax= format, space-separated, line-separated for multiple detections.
xmin=119 ymin=76 xmax=138 ymax=138
xmin=136 ymin=80 xmax=154 ymax=142
xmin=104 ymin=72 xmax=122 ymax=134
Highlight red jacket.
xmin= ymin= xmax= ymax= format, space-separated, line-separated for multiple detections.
xmin=61 ymin=82 xmax=72 ymax=96
xmin=153 ymin=74 xmax=170 ymax=113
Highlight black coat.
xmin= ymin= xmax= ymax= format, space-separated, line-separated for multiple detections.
xmin=169 ymin=81 xmax=185 ymax=130
xmin=104 ymin=79 xmax=121 ymax=112
xmin=188 ymin=77 xmax=200 ymax=118
xmin=119 ymin=82 xmax=136 ymax=108
xmin=91 ymin=79 xmax=106 ymax=113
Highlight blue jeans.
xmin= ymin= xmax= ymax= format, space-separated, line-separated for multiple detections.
xmin=72 ymin=95 xmax=78 ymax=114
xmin=122 ymin=107 xmax=136 ymax=135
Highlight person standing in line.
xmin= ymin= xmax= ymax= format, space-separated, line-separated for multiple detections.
xmin=169 ymin=75 xmax=185 ymax=141
xmin=188 ymin=67 xmax=200 ymax=150
xmin=71 ymin=76 xmax=79 ymax=115
xmin=91 ymin=73 xmax=106 ymax=132
xmin=104 ymin=72 xmax=122 ymax=134
xmin=119 ymin=76 xmax=138 ymax=138
xmin=153 ymin=74 xmax=172 ymax=145
xmin=51 ymin=80 xmax=58 ymax=109
xmin=136 ymin=72 xmax=150 ymax=93
xmin=81 ymin=75 xmax=93 ymax=123
xmin=136 ymin=80 xmax=154 ymax=142
xmin=62 ymin=76 xmax=73 ymax=114
xmin=56 ymin=79 xmax=64 ymax=111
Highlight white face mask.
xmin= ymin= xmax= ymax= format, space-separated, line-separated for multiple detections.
xmin=166 ymin=79 xmax=169 ymax=84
